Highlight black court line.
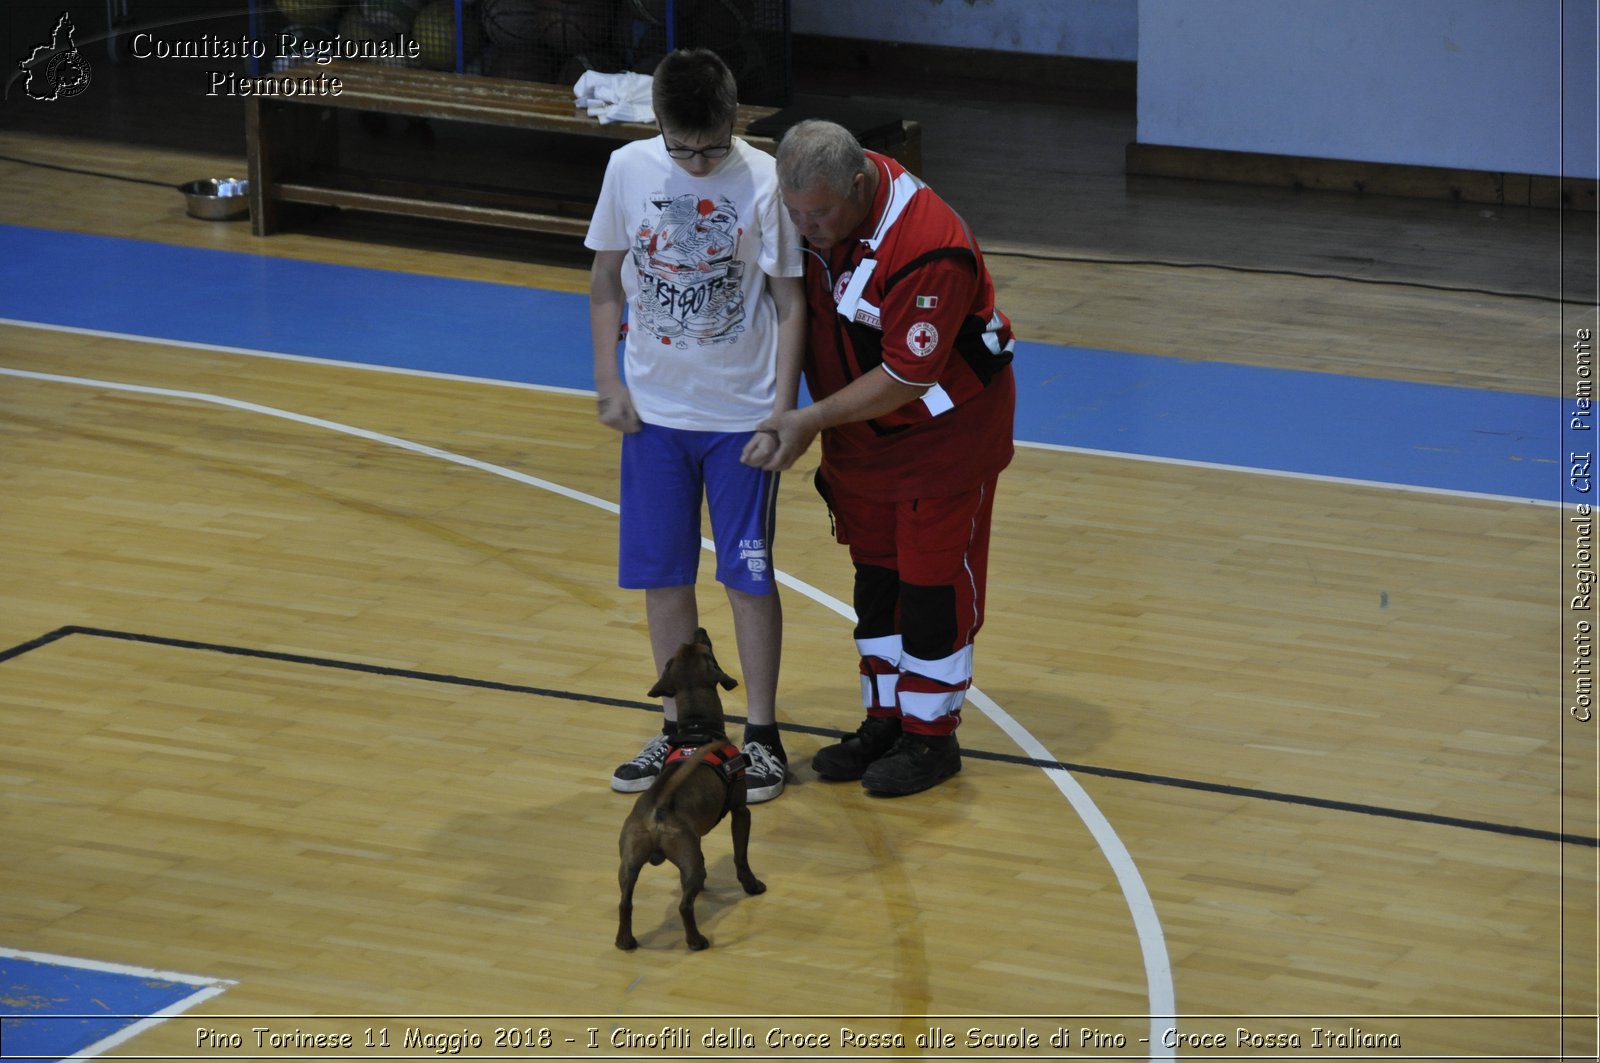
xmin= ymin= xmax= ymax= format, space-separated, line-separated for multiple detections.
xmin=5 ymin=625 xmax=1594 ymax=849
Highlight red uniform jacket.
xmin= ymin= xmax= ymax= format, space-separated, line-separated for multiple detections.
xmin=802 ymin=151 xmax=1016 ymax=501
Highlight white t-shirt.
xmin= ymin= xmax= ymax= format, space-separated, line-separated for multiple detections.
xmin=585 ymin=136 xmax=802 ymax=432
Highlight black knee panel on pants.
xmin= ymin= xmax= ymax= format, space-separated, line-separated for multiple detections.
xmin=852 ymin=563 xmax=899 ymax=641
xmin=899 ymin=581 xmax=958 ymax=661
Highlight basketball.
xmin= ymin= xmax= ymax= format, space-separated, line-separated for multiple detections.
xmin=529 ymin=0 xmax=607 ymax=57
xmin=275 ymin=0 xmax=345 ymax=28
xmin=336 ymin=6 xmax=379 ymax=46
xmin=412 ymin=0 xmax=484 ymax=69
xmin=480 ymin=0 xmax=539 ymax=46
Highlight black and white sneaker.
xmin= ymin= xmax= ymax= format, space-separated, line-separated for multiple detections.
xmin=741 ymin=740 xmax=788 ymax=803
xmin=610 ymin=732 xmax=670 ymax=793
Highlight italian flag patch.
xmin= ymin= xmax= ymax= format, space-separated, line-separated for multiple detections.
xmin=915 ymin=295 xmax=939 ymax=308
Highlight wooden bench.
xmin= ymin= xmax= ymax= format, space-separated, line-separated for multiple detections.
xmin=245 ymin=63 xmax=922 ymax=239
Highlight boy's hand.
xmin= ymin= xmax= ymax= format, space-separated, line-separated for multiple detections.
xmin=596 ymin=385 xmax=642 ymax=433
xmin=741 ymin=412 xmax=816 ymax=471
xmin=741 ymin=425 xmax=781 ymax=468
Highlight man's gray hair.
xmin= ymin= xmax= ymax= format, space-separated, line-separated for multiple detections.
xmin=776 ymin=119 xmax=870 ymax=197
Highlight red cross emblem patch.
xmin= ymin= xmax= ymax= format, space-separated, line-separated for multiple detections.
xmin=906 ymin=321 xmax=940 ymax=357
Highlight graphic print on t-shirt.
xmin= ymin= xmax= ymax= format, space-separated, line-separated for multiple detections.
xmin=631 ymin=192 xmax=747 ymax=344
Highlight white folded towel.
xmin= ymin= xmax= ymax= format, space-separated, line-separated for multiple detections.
xmin=573 ymin=70 xmax=655 ymax=126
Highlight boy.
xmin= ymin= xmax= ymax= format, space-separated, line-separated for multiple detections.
xmin=586 ymin=49 xmax=805 ymax=802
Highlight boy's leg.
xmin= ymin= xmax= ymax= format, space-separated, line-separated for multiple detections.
xmin=647 ymin=584 xmax=701 ymax=724
xmin=705 ymin=433 xmax=787 ymax=800
xmin=725 ymin=586 xmax=780 ymax=728
xmin=728 ymin=584 xmax=787 ymax=802
xmin=613 ymin=426 xmax=704 ymax=793
xmin=611 ymin=583 xmax=700 ymax=793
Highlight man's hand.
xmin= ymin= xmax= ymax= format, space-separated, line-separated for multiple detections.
xmin=741 ymin=410 xmax=818 ymax=471
xmin=743 ymin=369 xmax=927 ymax=471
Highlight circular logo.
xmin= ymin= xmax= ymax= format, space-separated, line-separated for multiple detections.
xmin=832 ymin=270 xmax=853 ymax=306
xmin=46 ymin=51 xmax=91 ymax=99
xmin=906 ymin=321 xmax=940 ymax=357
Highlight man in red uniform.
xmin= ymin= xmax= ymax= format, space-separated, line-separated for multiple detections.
xmin=742 ymin=119 xmax=1016 ymax=796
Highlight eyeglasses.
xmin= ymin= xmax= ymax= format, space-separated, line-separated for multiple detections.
xmin=660 ymin=126 xmax=732 ymax=160
xmin=663 ymin=143 xmax=732 ymax=160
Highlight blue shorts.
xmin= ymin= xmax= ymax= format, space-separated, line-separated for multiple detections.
xmin=618 ymin=423 xmax=780 ymax=595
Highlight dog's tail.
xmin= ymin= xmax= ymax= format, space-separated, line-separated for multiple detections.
xmin=646 ymin=742 xmax=718 ymax=821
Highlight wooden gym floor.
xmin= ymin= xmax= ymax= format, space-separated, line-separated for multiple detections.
xmin=0 ymin=34 xmax=1595 ymax=1063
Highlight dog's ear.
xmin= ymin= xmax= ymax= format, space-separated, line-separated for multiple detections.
xmin=648 ymin=659 xmax=677 ymax=699
xmin=697 ymin=646 xmax=738 ymax=691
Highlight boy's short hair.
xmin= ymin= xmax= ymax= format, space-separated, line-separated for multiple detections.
xmin=651 ymin=48 xmax=738 ymax=136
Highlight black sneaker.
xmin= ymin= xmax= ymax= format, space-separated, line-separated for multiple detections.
xmin=860 ymin=732 xmax=961 ymax=796
xmin=741 ymin=740 xmax=788 ymax=803
xmin=812 ymin=715 xmax=901 ymax=781
xmin=610 ymin=732 xmax=670 ymax=793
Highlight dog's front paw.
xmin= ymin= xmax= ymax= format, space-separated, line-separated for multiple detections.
xmin=615 ymin=934 xmax=638 ymax=951
xmin=740 ymin=875 xmax=766 ymax=895
xmin=686 ymin=933 xmax=710 ymax=951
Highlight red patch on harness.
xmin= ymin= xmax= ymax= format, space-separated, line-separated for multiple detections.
xmin=665 ymin=740 xmax=747 ymax=782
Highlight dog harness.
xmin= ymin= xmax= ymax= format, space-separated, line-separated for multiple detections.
xmin=665 ymin=737 xmax=748 ymax=825
xmin=665 ymin=738 xmax=748 ymax=783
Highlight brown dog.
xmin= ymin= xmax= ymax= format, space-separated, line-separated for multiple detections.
xmin=616 ymin=628 xmax=765 ymax=951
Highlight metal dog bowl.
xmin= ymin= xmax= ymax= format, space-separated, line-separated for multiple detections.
xmin=179 ymin=178 xmax=250 ymax=220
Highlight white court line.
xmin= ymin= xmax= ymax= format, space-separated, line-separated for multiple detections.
xmin=0 ymin=946 xmax=235 ymax=1062
xmin=1 ymin=366 xmax=617 ymax=515
xmin=1 ymin=363 xmax=1179 ymax=1056
xmin=1 ymin=314 xmax=1551 ymax=507
xmin=0 ymin=316 xmax=592 ymax=397
xmin=1019 ymin=439 xmax=1555 ymax=508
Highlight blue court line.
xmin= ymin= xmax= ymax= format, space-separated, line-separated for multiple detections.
xmin=0 ymin=224 xmax=1561 ymax=502
xmin=0 ymin=948 xmax=233 ymax=1062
